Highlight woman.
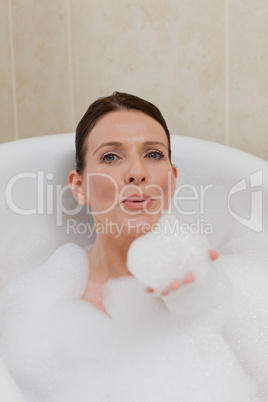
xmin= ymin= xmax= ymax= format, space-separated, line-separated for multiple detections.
xmin=68 ymin=91 xmax=218 ymax=314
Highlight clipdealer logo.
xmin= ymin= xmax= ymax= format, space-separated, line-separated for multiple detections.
xmin=228 ymin=170 xmax=263 ymax=232
xmin=4 ymin=170 xmax=264 ymax=233
xmin=4 ymin=171 xmax=213 ymax=227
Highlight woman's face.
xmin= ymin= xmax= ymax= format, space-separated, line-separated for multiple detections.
xmin=74 ymin=110 xmax=177 ymax=238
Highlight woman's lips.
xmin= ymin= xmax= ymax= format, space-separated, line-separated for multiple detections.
xmin=121 ymin=194 xmax=153 ymax=210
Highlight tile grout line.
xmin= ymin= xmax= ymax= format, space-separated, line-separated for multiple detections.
xmin=7 ymin=0 xmax=19 ymax=140
xmin=67 ymin=0 xmax=76 ymax=132
xmin=225 ymin=0 xmax=230 ymax=146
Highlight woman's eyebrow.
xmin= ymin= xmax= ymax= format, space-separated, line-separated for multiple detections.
xmin=93 ymin=140 xmax=168 ymax=156
xmin=93 ymin=142 xmax=123 ymax=155
xmin=143 ymin=141 xmax=168 ymax=149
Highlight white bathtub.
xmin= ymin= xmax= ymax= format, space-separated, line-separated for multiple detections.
xmin=0 ymin=133 xmax=268 ymax=401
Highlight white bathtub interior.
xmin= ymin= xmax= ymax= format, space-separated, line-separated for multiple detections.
xmin=0 ymin=133 xmax=268 ymax=401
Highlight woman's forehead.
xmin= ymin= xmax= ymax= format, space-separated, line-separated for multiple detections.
xmin=86 ymin=110 xmax=168 ymax=150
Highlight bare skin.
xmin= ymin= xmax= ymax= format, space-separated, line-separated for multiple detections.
xmin=69 ymin=110 xmax=177 ymax=314
xmin=82 ymin=279 xmax=107 ymax=314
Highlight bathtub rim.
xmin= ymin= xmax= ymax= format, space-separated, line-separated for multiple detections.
xmin=0 ymin=133 xmax=267 ymax=187
xmin=0 ymin=132 xmax=267 ymax=165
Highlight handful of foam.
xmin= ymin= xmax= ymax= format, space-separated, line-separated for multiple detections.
xmin=127 ymin=212 xmax=212 ymax=294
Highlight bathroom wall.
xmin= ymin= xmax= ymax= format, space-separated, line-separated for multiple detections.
xmin=0 ymin=0 xmax=267 ymax=160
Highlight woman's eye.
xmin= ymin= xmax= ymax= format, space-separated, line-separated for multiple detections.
xmin=102 ymin=153 xmax=118 ymax=163
xmin=146 ymin=151 xmax=163 ymax=159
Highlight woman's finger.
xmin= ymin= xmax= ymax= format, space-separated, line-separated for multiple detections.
xmin=170 ymin=280 xmax=181 ymax=291
xmin=183 ymin=273 xmax=195 ymax=284
xmin=160 ymin=289 xmax=169 ymax=296
xmin=209 ymin=249 xmax=219 ymax=261
xmin=144 ymin=287 xmax=155 ymax=293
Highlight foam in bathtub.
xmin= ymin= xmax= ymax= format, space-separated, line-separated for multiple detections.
xmin=0 ymin=243 xmax=94 ymax=400
xmin=0 ymin=231 xmax=264 ymax=401
xmin=127 ymin=212 xmax=268 ymax=401
xmin=218 ymin=226 xmax=268 ymax=401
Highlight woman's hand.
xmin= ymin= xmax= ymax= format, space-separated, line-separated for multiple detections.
xmin=144 ymin=249 xmax=219 ymax=296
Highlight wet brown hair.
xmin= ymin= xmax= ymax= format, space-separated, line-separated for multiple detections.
xmin=75 ymin=91 xmax=171 ymax=173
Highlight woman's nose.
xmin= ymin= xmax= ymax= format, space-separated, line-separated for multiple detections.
xmin=125 ymin=159 xmax=147 ymax=184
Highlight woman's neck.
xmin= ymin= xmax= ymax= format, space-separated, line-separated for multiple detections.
xmin=87 ymin=234 xmax=134 ymax=282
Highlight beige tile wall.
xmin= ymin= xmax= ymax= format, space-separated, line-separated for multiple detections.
xmin=0 ymin=0 xmax=15 ymax=142
xmin=229 ymin=0 xmax=268 ymax=160
xmin=0 ymin=0 xmax=267 ymax=160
